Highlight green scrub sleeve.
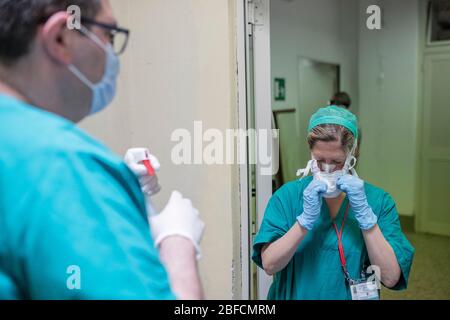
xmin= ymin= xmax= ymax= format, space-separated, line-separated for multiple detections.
xmin=377 ymin=193 xmax=415 ymax=291
xmin=252 ymin=187 xmax=293 ymax=269
xmin=16 ymin=150 xmax=175 ymax=299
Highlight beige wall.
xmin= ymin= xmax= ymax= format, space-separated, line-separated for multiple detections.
xmin=80 ymin=0 xmax=240 ymax=299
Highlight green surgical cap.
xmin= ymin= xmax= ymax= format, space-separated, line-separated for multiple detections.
xmin=308 ymin=105 xmax=359 ymax=139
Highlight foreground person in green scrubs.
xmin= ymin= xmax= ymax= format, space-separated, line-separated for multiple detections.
xmin=252 ymin=106 xmax=414 ymax=300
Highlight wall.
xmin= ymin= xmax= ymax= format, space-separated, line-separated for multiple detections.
xmin=80 ymin=0 xmax=240 ymax=299
xmin=357 ymin=0 xmax=420 ymax=216
xmin=270 ymin=0 xmax=359 ymax=181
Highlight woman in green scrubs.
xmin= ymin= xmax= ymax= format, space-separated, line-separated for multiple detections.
xmin=252 ymin=105 xmax=414 ymax=300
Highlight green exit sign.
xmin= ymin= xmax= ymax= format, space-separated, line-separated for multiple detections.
xmin=274 ymin=78 xmax=286 ymax=101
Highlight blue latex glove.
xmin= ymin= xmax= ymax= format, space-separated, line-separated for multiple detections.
xmin=336 ymin=174 xmax=378 ymax=230
xmin=297 ymin=179 xmax=328 ymax=230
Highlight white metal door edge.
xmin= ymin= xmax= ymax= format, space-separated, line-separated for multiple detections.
xmin=236 ymin=0 xmax=273 ymax=300
xmin=249 ymin=0 xmax=273 ymax=300
xmin=236 ymin=0 xmax=250 ymax=300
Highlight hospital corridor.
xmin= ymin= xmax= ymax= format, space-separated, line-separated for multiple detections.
xmin=0 ymin=0 xmax=449 ymax=304
xmin=381 ymin=226 xmax=450 ymax=299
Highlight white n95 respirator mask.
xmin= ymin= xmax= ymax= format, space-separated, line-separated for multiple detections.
xmin=296 ymin=142 xmax=358 ymax=198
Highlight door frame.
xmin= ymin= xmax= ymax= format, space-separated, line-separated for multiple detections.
xmin=236 ymin=0 xmax=250 ymax=300
xmin=236 ymin=0 xmax=273 ymax=300
xmin=251 ymin=0 xmax=273 ymax=300
xmin=296 ymin=56 xmax=341 ymax=167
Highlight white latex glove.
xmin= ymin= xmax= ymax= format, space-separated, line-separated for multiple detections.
xmin=124 ymin=148 xmax=161 ymax=196
xmin=150 ymin=191 xmax=205 ymax=260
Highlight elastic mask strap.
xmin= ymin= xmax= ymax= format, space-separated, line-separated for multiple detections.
xmin=349 ymin=139 xmax=357 ymax=157
xmin=344 ymin=140 xmax=358 ymax=169
xmin=350 ymin=167 xmax=359 ymax=178
xmin=296 ymin=159 xmax=313 ymax=179
xmin=68 ymin=64 xmax=94 ymax=90
xmin=348 ymin=140 xmax=359 ymax=177
xmin=348 ymin=156 xmax=357 ymax=171
xmin=67 ymin=25 xmax=110 ymax=91
xmin=79 ymin=25 xmax=108 ymax=52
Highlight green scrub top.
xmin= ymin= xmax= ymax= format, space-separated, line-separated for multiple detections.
xmin=252 ymin=176 xmax=415 ymax=300
xmin=0 ymin=94 xmax=175 ymax=299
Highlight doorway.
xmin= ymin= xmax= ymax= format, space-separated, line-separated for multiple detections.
xmin=297 ymin=58 xmax=340 ymax=170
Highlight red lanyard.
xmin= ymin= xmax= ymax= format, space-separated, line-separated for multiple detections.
xmin=332 ymin=203 xmax=352 ymax=283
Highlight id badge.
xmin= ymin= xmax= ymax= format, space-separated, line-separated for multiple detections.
xmin=350 ymin=280 xmax=379 ymax=300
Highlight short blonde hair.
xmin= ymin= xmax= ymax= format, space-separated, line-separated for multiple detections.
xmin=307 ymin=124 xmax=359 ymax=158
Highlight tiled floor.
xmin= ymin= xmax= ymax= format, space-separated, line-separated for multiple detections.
xmin=381 ymin=231 xmax=450 ymax=300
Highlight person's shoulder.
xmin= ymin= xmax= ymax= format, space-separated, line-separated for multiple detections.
xmin=363 ymin=180 xmax=396 ymax=211
xmin=364 ymin=180 xmax=390 ymax=198
xmin=0 ymin=97 xmax=134 ymax=199
xmin=0 ymin=96 xmax=121 ymax=168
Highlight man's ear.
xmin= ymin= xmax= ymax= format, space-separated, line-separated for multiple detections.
xmin=40 ymin=12 xmax=75 ymax=65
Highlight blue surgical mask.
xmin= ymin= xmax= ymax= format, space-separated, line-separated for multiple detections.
xmin=68 ymin=26 xmax=120 ymax=115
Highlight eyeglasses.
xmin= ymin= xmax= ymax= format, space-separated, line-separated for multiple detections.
xmin=81 ymin=18 xmax=130 ymax=55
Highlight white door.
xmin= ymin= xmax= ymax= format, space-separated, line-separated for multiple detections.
xmin=417 ymin=52 xmax=450 ymax=236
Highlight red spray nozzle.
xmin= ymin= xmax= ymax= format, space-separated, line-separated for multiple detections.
xmin=142 ymin=159 xmax=155 ymax=176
